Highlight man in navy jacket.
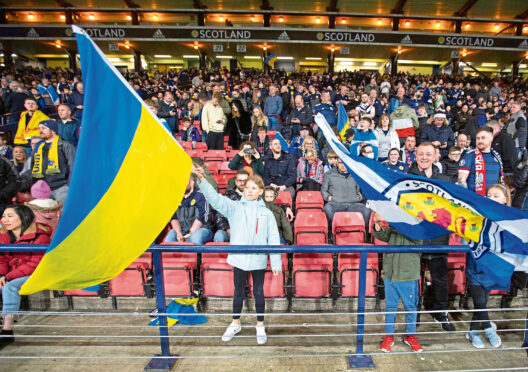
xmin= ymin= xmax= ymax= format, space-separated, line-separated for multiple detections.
xmin=263 ymin=139 xmax=297 ymax=199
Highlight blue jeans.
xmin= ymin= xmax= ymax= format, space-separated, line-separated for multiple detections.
xmin=213 ymin=230 xmax=229 ymax=243
xmin=164 ymin=227 xmax=212 ymax=245
xmin=268 ymin=116 xmax=278 ymax=131
xmin=384 ymin=278 xmax=419 ymax=335
xmin=2 ymin=276 xmax=29 ymax=315
xmin=202 ymin=130 xmax=208 ymax=143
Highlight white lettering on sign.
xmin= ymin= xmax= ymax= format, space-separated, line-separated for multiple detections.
xmin=198 ymin=30 xmax=251 ymax=39
xmin=438 ymin=36 xmax=494 ymax=47
xmin=85 ymin=28 xmax=126 ymax=38
xmin=321 ymin=32 xmax=375 ymax=43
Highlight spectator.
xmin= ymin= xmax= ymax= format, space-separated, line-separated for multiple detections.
xmin=415 ymin=104 xmax=429 ymax=141
xmin=390 ymin=102 xmax=419 ymax=146
xmin=407 ymin=142 xmax=455 ymax=332
xmin=29 ymin=120 xmax=76 ymax=203
xmin=250 ymin=106 xmax=269 ymax=142
xmin=180 ymin=117 xmax=201 ymax=145
xmin=0 ymin=133 xmax=12 ymax=160
xmin=454 ymin=103 xmax=471 ymax=133
xmin=228 ymin=141 xmax=264 ymax=176
xmin=360 ymin=144 xmax=376 ymax=159
xmin=226 ymin=100 xmax=251 ymax=150
xmin=145 ymin=99 xmax=171 ymax=133
xmin=157 ymin=91 xmax=178 ymax=133
xmin=263 ymin=139 xmax=297 ymax=199
xmin=164 ymin=174 xmax=213 ymax=244
xmin=512 ymin=157 xmax=528 ymax=210
xmin=456 ymin=133 xmax=472 ymax=153
xmin=25 ymin=180 xmax=63 ymax=233
xmin=489 ymin=81 xmax=501 ymax=98
xmin=282 ymin=95 xmax=313 ymax=141
xmin=349 ymin=117 xmax=379 ymax=159
xmin=324 ymin=150 xmax=338 ymax=173
xmin=254 ymin=126 xmax=270 ymax=157
xmin=66 ymin=81 xmax=84 ymax=122
xmin=0 ymin=205 xmax=52 ymax=348
xmin=488 ymin=120 xmax=516 ymax=175
xmin=296 ymin=149 xmax=324 ymax=191
xmin=202 ymin=92 xmax=227 ymax=150
xmin=356 ymin=93 xmax=375 ymax=119
xmin=375 ymin=114 xmax=400 ymax=162
xmin=401 ymin=135 xmax=417 ymax=168
xmin=458 ymin=126 xmax=503 ymax=195
xmin=382 ymin=148 xmax=408 ymax=173
xmin=505 ymin=101 xmax=527 ymax=155
xmin=37 ymin=78 xmax=60 ymax=113
xmin=420 ymin=110 xmax=455 ymax=159
xmin=193 ymin=167 xmax=281 ymax=345
xmin=231 ymin=89 xmax=248 ymax=112
xmin=332 ymin=85 xmax=350 ymax=107
xmin=11 ymin=146 xmax=27 ymax=173
xmin=263 ymin=85 xmax=282 ymax=131
xmin=14 ymin=97 xmax=50 ymax=146
xmin=440 ymin=146 xmax=462 ymax=183
xmin=57 ymin=104 xmax=81 ymax=147
xmin=4 ymin=81 xmax=28 ymax=125
xmin=292 ymin=132 xmax=320 ymax=161
xmin=313 ymin=91 xmax=337 ymax=127
xmin=388 ymin=87 xmax=406 ymax=115
xmin=374 ymin=213 xmax=423 ymax=353
xmin=263 ymin=186 xmax=293 ymax=245
xmin=322 ymin=158 xmax=370 ymax=233
xmin=465 ymin=184 xmax=507 ymax=349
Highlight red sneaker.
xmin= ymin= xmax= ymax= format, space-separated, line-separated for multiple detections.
xmin=380 ymin=335 xmax=394 ymax=353
xmin=404 ymin=335 xmax=423 ymax=352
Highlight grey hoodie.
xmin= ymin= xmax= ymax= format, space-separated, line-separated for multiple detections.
xmin=321 ymin=167 xmax=363 ymax=204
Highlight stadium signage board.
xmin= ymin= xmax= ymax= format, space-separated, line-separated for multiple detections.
xmin=0 ymin=25 xmax=526 ymax=52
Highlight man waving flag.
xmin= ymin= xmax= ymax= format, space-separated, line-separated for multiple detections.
xmin=20 ymin=26 xmax=191 ymax=294
xmin=315 ymin=113 xmax=528 ymax=290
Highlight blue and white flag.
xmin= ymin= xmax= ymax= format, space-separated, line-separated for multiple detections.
xmin=315 ymin=113 xmax=528 ymax=289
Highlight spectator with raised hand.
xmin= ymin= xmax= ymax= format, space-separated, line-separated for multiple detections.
xmin=263 ymin=84 xmax=282 ymax=131
xmin=263 ymin=138 xmax=297 ymax=199
xmin=14 ymin=97 xmax=50 ymax=146
xmin=192 ymin=164 xmax=281 ymax=345
xmin=0 ymin=205 xmax=52 ymax=348
xmin=164 ymin=173 xmax=213 ymax=245
xmin=465 ymin=184 xmax=507 ymax=349
xmin=228 ymin=141 xmax=264 ymax=176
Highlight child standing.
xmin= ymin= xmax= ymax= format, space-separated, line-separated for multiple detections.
xmin=373 ymin=213 xmax=423 ymax=353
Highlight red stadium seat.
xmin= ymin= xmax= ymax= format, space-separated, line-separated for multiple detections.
xmin=490 ymin=290 xmax=508 ymax=295
xmin=188 ymin=149 xmax=204 ymax=159
xmin=295 ymin=191 xmax=324 ymax=211
xmin=212 ymin=173 xmax=230 ymax=193
xmin=292 ymin=253 xmax=333 ymax=297
xmin=275 ymin=191 xmax=293 ymax=209
xmin=194 ymin=142 xmax=208 ymax=151
xmin=193 ymin=120 xmax=201 ymax=127
xmin=332 ymin=212 xmax=367 ymax=245
xmin=204 ymin=150 xmax=227 ymax=162
xmin=226 ymin=150 xmax=238 ymax=161
xmin=294 ymin=210 xmax=328 ymax=245
xmin=267 ymin=130 xmax=277 ymax=140
xmin=179 ymin=141 xmax=192 ymax=151
xmin=108 ymin=253 xmax=152 ymax=296
xmin=249 ymin=254 xmax=288 ymax=298
xmin=368 ymin=212 xmax=388 ymax=245
xmin=449 ymin=233 xmax=463 ymax=245
xmin=447 ymin=253 xmax=466 ymax=295
xmin=160 ymin=243 xmax=197 ymax=297
xmin=338 ymin=252 xmax=378 ymax=297
xmin=220 ymin=161 xmax=237 ymax=175
xmin=204 ymin=161 xmax=221 ymax=175
xmin=201 ymin=247 xmax=234 ymax=297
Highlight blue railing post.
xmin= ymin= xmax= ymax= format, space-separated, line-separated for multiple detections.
xmin=145 ymin=250 xmax=178 ymax=370
xmin=348 ymin=251 xmax=375 ymax=369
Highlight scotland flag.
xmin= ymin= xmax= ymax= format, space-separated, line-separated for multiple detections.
xmin=315 ymin=113 xmax=528 ymax=289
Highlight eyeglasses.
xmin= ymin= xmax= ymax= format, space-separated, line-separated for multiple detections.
xmin=362 ymin=150 xmax=373 ymax=154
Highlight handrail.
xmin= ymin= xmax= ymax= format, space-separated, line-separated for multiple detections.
xmin=0 ymin=243 xmax=471 ymax=369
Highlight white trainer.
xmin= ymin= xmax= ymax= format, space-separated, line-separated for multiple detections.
xmin=221 ymin=323 xmax=241 ymax=342
xmin=256 ymin=325 xmax=267 ymax=345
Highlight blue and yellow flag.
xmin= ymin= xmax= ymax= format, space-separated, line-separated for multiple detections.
xmin=265 ymin=54 xmax=277 ymax=68
xmin=336 ymin=101 xmax=350 ymax=141
xmin=20 ymin=26 xmax=191 ymax=294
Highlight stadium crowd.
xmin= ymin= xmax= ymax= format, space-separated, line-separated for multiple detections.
xmin=0 ymin=65 xmax=527 ymax=350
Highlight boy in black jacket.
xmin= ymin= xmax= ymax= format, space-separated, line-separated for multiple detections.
xmin=440 ymin=146 xmax=461 ymax=183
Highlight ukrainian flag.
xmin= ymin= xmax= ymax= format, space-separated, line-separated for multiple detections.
xmin=20 ymin=26 xmax=191 ymax=294
xmin=337 ymin=101 xmax=350 ymax=141
xmin=265 ymin=54 xmax=277 ymax=68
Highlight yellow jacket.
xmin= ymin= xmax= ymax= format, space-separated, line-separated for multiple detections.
xmin=15 ymin=110 xmax=50 ymax=145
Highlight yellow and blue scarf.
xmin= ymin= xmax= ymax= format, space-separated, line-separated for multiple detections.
xmin=32 ymin=137 xmax=60 ymax=178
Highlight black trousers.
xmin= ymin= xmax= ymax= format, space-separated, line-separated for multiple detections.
xmin=300 ymin=179 xmax=322 ymax=191
xmin=469 ymin=284 xmax=491 ymax=330
xmin=423 ymin=255 xmax=449 ymax=312
xmin=206 ymin=131 xmax=224 ymax=150
xmin=233 ymin=267 xmax=266 ymax=322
